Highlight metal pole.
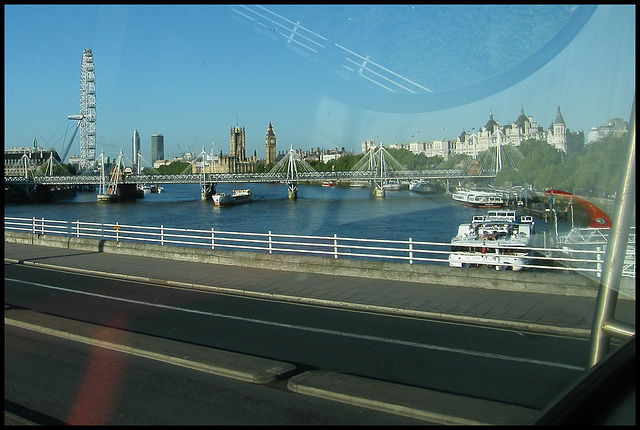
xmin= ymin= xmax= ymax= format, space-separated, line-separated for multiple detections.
xmin=409 ymin=238 xmax=413 ymax=265
xmin=587 ymin=95 xmax=635 ymax=367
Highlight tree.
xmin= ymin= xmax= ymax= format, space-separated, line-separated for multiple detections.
xmin=255 ymin=162 xmax=274 ymax=173
xmin=493 ymin=135 xmax=627 ymax=197
xmin=145 ymin=161 xmax=191 ymax=175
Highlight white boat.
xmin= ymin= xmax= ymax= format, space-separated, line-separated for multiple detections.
xmin=409 ymin=180 xmax=437 ymax=194
xmin=546 ymin=190 xmax=635 ymax=279
xmin=451 ymin=187 xmax=504 ymax=208
xmin=138 ymin=184 xmax=152 ymax=194
xmin=350 ymin=181 xmax=368 ymax=188
xmin=449 ymin=209 xmax=535 ymax=271
xmin=383 ymin=180 xmax=402 ymax=191
xmin=97 ymin=193 xmax=118 ymax=203
xmin=212 ymin=189 xmax=253 ymax=207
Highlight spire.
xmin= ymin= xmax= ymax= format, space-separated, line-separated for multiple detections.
xmin=554 ymin=106 xmax=565 ymax=124
xmin=516 ymin=105 xmax=530 ymax=130
xmin=485 ymin=109 xmax=498 ymax=133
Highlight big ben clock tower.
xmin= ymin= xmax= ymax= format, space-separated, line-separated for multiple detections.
xmin=265 ymin=120 xmax=276 ymax=165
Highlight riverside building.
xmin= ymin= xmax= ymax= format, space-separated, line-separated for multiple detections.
xmin=398 ymin=105 xmax=585 ymax=161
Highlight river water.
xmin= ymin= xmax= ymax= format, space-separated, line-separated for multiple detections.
xmin=3 ymin=183 xmax=555 ymax=245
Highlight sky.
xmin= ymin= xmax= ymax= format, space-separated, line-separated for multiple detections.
xmin=4 ymin=5 xmax=636 ymax=165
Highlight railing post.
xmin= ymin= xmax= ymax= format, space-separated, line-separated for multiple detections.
xmin=334 ymin=234 xmax=338 ymax=259
xmin=211 ymin=228 xmax=215 ymax=250
xmin=269 ymin=231 xmax=272 ymax=254
xmin=32 ymin=217 xmax=36 ymax=234
xmin=115 ymin=221 xmax=119 ymax=242
xmin=41 ymin=217 xmax=45 ymax=235
xmin=596 ymin=246 xmax=602 ymax=278
xmin=161 ymin=225 xmax=164 ymax=246
xmin=409 ymin=237 xmax=413 ymax=265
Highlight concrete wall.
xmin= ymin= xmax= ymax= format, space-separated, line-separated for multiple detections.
xmin=5 ymin=231 xmax=601 ymax=297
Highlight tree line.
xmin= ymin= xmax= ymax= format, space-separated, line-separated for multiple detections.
xmin=494 ymin=135 xmax=627 ymax=198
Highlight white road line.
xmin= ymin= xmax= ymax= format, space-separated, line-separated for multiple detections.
xmin=6 ymin=278 xmax=585 ymax=371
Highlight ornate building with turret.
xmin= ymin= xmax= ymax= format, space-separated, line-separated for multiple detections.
xmin=453 ymin=105 xmax=583 ymax=157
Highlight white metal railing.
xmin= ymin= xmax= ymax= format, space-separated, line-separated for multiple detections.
xmin=3 ymin=216 xmax=635 ymax=279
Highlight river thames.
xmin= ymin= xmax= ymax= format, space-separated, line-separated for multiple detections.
xmin=3 ymin=182 xmax=557 ymax=246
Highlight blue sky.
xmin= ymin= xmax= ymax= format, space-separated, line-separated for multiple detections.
xmin=4 ymin=5 xmax=636 ymax=164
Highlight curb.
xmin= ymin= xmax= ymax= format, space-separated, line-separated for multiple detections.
xmin=5 ymin=310 xmax=296 ymax=385
xmin=287 ymin=370 xmax=539 ymax=425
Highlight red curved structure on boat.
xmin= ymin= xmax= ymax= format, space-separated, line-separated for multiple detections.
xmin=545 ymin=189 xmax=612 ymax=228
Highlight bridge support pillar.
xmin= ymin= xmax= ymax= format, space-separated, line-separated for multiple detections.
xmin=288 ymin=182 xmax=297 ymax=200
xmin=201 ymin=182 xmax=215 ymax=201
xmin=371 ymin=183 xmax=385 ymax=198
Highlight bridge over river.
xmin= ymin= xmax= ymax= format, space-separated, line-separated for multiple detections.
xmin=5 ymin=144 xmax=499 ymax=202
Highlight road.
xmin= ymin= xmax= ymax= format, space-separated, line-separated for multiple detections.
xmin=5 ymin=324 xmax=428 ymax=425
xmin=5 ymin=262 xmax=591 ymax=422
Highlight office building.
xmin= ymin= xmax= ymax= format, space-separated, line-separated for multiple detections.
xmin=151 ymin=133 xmax=164 ymax=165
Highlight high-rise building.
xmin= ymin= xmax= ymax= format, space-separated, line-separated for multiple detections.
xmin=132 ymin=129 xmax=140 ymax=171
xmin=151 ymin=133 xmax=164 ymax=165
xmin=265 ymin=121 xmax=276 ymax=165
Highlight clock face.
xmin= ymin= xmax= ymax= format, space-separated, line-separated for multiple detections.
xmin=270 ymin=139 xmax=274 ymax=144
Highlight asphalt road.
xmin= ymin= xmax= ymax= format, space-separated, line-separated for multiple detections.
xmin=5 ymin=262 xmax=590 ymax=417
xmin=5 ymin=325 xmax=428 ymax=425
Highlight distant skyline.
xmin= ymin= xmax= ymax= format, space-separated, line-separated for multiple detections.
xmin=4 ymin=5 xmax=636 ymax=164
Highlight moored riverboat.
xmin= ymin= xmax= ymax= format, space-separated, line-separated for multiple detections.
xmin=382 ymin=180 xmax=402 ymax=191
xmin=409 ymin=180 xmax=438 ymax=195
xmin=544 ymin=190 xmax=635 ymax=279
xmin=449 ymin=209 xmax=535 ymax=271
xmin=451 ymin=187 xmax=504 ymax=208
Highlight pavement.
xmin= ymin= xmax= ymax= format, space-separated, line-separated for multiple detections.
xmin=4 ymin=241 xmax=636 ymax=424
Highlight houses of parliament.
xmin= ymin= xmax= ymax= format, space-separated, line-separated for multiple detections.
xmin=193 ymin=121 xmax=276 ymax=174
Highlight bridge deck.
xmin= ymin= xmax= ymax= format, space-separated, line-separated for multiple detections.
xmin=5 ymin=170 xmax=496 ymax=186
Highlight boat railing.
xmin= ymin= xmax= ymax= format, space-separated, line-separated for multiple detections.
xmin=4 ymin=215 xmax=635 ymax=282
xmin=558 ymin=227 xmax=636 ymax=246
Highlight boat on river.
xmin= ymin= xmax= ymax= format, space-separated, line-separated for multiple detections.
xmin=382 ymin=180 xmax=402 ymax=191
xmin=409 ymin=180 xmax=438 ymax=195
xmin=449 ymin=209 xmax=535 ymax=271
xmin=545 ymin=189 xmax=635 ymax=279
xmin=212 ymin=189 xmax=253 ymax=207
xmin=451 ymin=187 xmax=504 ymax=208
